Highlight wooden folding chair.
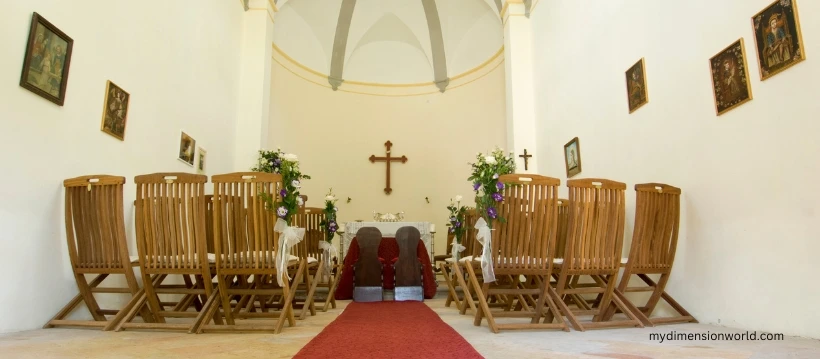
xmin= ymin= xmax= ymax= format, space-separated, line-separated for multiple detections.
xmin=198 ymin=172 xmax=303 ymax=334
xmin=439 ymin=209 xmax=481 ymax=313
xmin=45 ymin=175 xmax=154 ymax=330
xmin=114 ymin=173 xmax=219 ymax=333
xmin=601 ymin=183 xmax=697 ymax=326
xmin=552 ymin=179 xmax=644 ymax=331
xmin=292 ymin=207 xmax=329 ymax=319
xmin=464 ymin=174 xmax=570 ymax=333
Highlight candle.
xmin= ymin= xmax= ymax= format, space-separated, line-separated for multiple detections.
xmin=339 ymin=223 xmax=346 ymax=233
xmin=429 ymin=224 xmax=435 ymax=233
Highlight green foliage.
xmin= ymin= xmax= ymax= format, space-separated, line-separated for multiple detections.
xmin=467 ymin=146 xmax=516 ymax=228
xmin=253 ymin=148 xmax=310 ymax=225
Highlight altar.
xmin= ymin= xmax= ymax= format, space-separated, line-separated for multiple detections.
xmin=340 ymin=221 xmax=434 ymax=261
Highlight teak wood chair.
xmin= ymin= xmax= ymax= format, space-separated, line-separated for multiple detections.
xmin=198 ymin=172 xmax=303 ymax=334
xmin=440 ymin=209 xmax=481 ymax=313
xmin=552 ymin=178 xmax=643 ymax=331
xmin=45 ymin=175 xmax=154 ymax=330
xmin=114 ymin=173 xmax=219 ymax=333
xmin=464 ymin=174 xmax=570 ymax=333
xmin=601 ymin=183 xmax=697 ymax=326
xmin=291 ymin=207 xmax=326 ymax=319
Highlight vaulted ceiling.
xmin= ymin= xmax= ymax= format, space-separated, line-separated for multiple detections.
xmin=272 ymin=0 xmax=503 ymax=90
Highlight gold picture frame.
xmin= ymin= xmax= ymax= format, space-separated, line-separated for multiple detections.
xmin=19 ymin=12 xmax=74 ymax=106
xmin=564 ymin=137 xmax=582 ymax=178
xmin=100 ymin=80 xmax=130 ymax=141
xmin=197 ymin=148 xmax=206 ymax=174
xmin=625 ymin=58 xmax=649 ymax=113
xmin=751 ymin=0 xmax=806 ymax=81
xmin=178 ymin=131 xmax=196 ymax=166
xmin=709 ymin=38 xmax=753 ymax=116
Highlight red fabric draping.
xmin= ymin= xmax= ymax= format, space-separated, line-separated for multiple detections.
xmin=335 ymin=237 xmax=437 ymax=300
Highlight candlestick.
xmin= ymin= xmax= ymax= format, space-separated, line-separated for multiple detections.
xmin=429 ymin=223 xmax=435 ymax=233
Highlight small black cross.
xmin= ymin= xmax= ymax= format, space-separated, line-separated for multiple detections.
xmin=519 ymin=149 xmax=533 ymax=170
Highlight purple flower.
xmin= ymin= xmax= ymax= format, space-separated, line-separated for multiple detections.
xmin=329 ymin=227 xmax=337 ymax=233
xmin=279 ymin=189 xmax=287 ymax=198
xmin=496 ymin=182 xmax=505 ymax=191
xmin=473 ymin=182 xmax=481 ymax=191
xmin=455 ymin=221 xmax=462 ymax=228
xmin=328 ymin=221 xmax=337 ymax=228
xmin=449 ymin=228 xmax=455 ymax=233
xmin=487 ymin=207 xmax=498 ymax=219
xmin=276 ymin=206 xmax=288 ymax=218
xmin=273 ymin=158 xmax=282 ymax=167
xmin=492 ymin=193 xmax=503 ymax=202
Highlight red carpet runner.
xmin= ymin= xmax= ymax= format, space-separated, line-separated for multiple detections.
xmin=293 ymin=302 xmax=484 ymax=359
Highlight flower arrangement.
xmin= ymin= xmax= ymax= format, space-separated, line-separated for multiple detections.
xmin=253 ymin=148 xmax=311 ymax=225
xmin=467 ymin=146 xmax=516 ymax=228
xmin=446 ymin=195 xmax=467 ymax=243
xmin=319 ymin=188 xmax=339 ymax=243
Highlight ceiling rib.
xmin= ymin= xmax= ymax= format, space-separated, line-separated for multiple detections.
xmin=421 ymin=0 xmax=449 ymax=93
xmin=328 ymin=0 xmax=358 ymax=90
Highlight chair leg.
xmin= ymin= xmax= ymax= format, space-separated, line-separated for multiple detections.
xmin=275 ymin=260 xmax=305 ymax=334
xmin=455 ymin=263 xmax=477 ymax=315
xmin=464 ymin=263 xmax=498 ymax=333
xmin=323 ymin=265 xmax=340 ymax=311
xmin=439 ymin=263 xmax=462 ymax=312
xmin=300 ymin=262 xmax=323 ymax=320
xmin=217 ymin=274 xmax=236 ymax=325
xmin=44 ymin=274 xmax=108 ymax=328
xmin=190 ymin=289 xmax=221 ymax=334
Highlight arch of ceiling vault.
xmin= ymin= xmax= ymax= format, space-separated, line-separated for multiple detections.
xmin=269 ymin=0 xmax=503 ymax=92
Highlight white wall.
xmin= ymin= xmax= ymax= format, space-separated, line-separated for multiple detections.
xmin=268 ymin=53 xmax=507 ymax=258
xmin=532 ymin=0 xmax=820 ymax=339
xmin=0 ymin=1 xmax=244 ymax=333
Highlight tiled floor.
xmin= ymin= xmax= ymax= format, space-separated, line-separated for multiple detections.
xmin=1 ymin=288 xmax=819 ymax=359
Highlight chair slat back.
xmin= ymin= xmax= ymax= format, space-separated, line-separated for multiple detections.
xmin=63 ymin=175 xmax=130 ymax=270
xmin=627 ymin=183 xmax=681 ymax=270
xmin=463 ymin=209 xmax=481 ymax=257
xmin=211 ymin=172 xmax=282 ymax=270
xmin=554 ymin=199 xmax=569 ymax=260
xmin=494 ymin=174 xmax=560 ymax=272
xmin=134 ymin=173 xmax=209 ymax=271
xmin=205 ymin=195 xmax=215 ymax=254
xmin=293 ymin=207 xmax=325 ymax=259
xmin=564 ymin=178 xmax=627 ymax=272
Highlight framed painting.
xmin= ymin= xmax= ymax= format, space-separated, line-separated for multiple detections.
xmin=100 ymin=81 xmax=130 ymax=140
xmin=709 ymin=38 xmax=753 ymax=116
xmin=625 ymin=58 xmax=648 ymax=113
xmin=197 ymin=148 xmax=206 ymax=174
xmin=564 ymin=137 xmax=582 ymax=178
xmin=751 ymin=0 xmax=806 ymax=80
xmin=178 ymin=131 xmax=196 ymax=166
xmin=19 ymin=12 xmax=74 ymax=106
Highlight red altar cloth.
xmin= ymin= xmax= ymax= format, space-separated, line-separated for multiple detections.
xmin=335 ymin=237 xmax=437 ymax=300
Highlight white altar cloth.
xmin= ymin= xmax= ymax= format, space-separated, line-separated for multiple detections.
xmin=341 ymin=221 xmax=433 ymax=260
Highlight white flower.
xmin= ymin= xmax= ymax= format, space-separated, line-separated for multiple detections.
xmin=334 ymin=206 xmax=339 ymax=212
xmin=484 ymin=155 xmax=497 ymax=164
xmin=297 ymin=197 xmax=304 ymax=206
xmin=282 ymin=153 xmax=298 ymax=162
xmin=291 ymin=180 xmax=301 ymax=188
xmin=325 ymin=195 xmax=336 ymax=201
xmin=455 ymin=195 xmax=463 ymax=202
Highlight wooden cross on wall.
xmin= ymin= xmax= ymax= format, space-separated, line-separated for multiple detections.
xmin=369 ymin=141 xmax=407 ymax=194
xmin=519 ymin=149 xmax=533 ymax=170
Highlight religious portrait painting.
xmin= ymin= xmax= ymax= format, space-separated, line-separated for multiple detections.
xmin=197 ymin=148 xmax=206 ymax=174
xmin=178 ymin=131 xmax=196 ymax=166
xmin=564 ymin=137 xmax=582 ymax=178
xmin=19 ymin=12 xmax=74 ymax=106
xmin=751 ymin=0 xmax=806 ymax=80
xmin=709 ymin=39 xmax=753 ymax=116
xmin=100 ymin=81 xmax=130 ymax=141
xmin=625 ymin=58 xmax=648 ymax=113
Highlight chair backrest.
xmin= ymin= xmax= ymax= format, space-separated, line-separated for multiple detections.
xmin=134 ymin=173 xmax=209 ymax=271
xmin=293 ymin=206 xmax=325 ymax=259
xmin=395 ymin=226 xmax=422 ymax=287
xmin=564 ymin=178 xmax=627 ymax=273
xmin=354 ymin=227 xmax=383 ymax=287
xmin=554 ymin=198 xmax=569 ymax=260
xmin=210 ymin=172 xmax=282 ymax=270
xmin=626 ymin=183 xmax=681 ymax=271
xmin=63 ymin=175 xmax=131 ymax=270
xmin=494 ymin=174 xmax=561 ymax=273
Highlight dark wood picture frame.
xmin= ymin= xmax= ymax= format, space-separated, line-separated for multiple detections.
xmin=19 ymin=12 xmax=74 ymax=106
xmin=709 ymin=38 xmax=754 ymax=116
xmin=626 ymin=57 xmax=649 ymax=113
xmin=100 ymin=81 xmax=130 ymax=141
xmin=564 ymin=137 xmax=582 ymax=178
xmin=751 ymin=0 xmax=806 ymax=81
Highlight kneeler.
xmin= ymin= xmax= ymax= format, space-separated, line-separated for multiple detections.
xmin=394 ymin=227 xmax=424 ymax=301
xmin=353 ymin=227 xmax=384 ymax=302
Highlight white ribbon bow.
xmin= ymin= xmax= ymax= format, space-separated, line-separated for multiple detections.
xmin=318 ymin=240 xmax=338 ymax=277
xmin=474 ymin=217 xmax=496 ymax=283
xmin=450 ymin=241 xmax=466 ymax=262
xmin=274 ymin=218 xmax=305 ymax=286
